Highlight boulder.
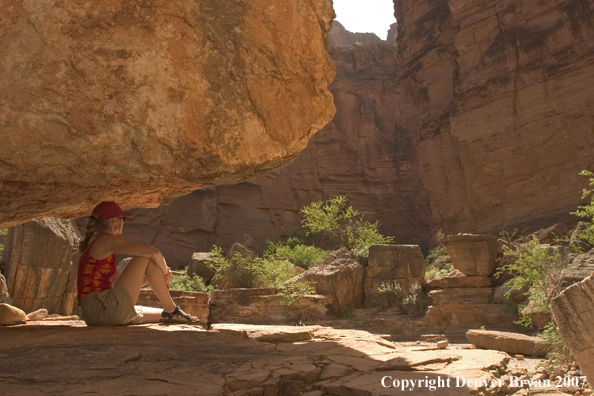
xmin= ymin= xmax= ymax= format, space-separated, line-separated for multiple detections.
xmin=3 ymin=219 xmax=81 ymax=315
xmin=0 ymin=273 xmax=12 ymax=305
xmin=0 ymin=303 xmax=27 ymax=325
xmin=292 ymin=250 xmax=364 ymax=308
xmin=560 ymin=250 xmax=594 ymax=289
xmin=466 ymin=330 xmax=550 ymax=357
xmin=0 ymin=0 xmax=336 ymax=226
xmin=187 ymin=252 xmax=215 ymax=281
xmin=364 ymin=245 xmax=425 ymax=298
xmin=27 ymin=308 xmax=49 ymax=321
xmin=551 ymin=274 xmax=594 ymax=384
xmin=136 ymin=290 xmax=209 ymax=325
xmin=446 ymin=235 xmax=498 ymax=276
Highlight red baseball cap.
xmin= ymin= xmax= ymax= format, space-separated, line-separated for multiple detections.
xmin=91 ymin=201 xmax=132 ymax=219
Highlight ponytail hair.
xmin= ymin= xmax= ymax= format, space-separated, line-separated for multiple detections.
xmin=79 ymin=215 xmax=110 ymax=252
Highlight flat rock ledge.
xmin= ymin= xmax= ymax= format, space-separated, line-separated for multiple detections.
xmin=0 ymin=320 xmax=558 ymax=396
xmin=466 ymin=329 xmax=550 ymax=357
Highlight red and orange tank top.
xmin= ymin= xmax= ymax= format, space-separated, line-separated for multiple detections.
xmin=77 ymin=234 xmax=117 ymax=304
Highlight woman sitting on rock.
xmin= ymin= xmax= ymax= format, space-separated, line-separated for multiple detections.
xmin=77 ymin=201 xmax=197 ymax=326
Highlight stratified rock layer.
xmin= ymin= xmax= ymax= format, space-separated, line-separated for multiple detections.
xmin=395 ymin=0 xmax=594 ymax=235
xmin=3 ymin=218 xmax=81 ymax=315
xmin=0 ymin=0 xmax=335 ymax=226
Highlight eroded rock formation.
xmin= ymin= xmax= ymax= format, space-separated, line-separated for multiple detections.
xmin=3 ymin=218 xmax=81 ymax=315
xmin=0 ymin=0 xmax=335 ymax=226
xmin=395 ymin=0 xmax=594 ymax=235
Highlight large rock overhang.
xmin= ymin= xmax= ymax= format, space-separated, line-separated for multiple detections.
xmin=0 ymin=0 xmax=336 ymax=226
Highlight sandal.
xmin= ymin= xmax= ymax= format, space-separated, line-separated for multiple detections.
xmin=160 ymin=306 xmax=199 ymax=324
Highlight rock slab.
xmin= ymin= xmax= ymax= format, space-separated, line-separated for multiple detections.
xmin=292 ymin=250 xmax=364 ymax=308
xmin=208 ymin=288 xmax=331 ymax=324
xmin=551 ymin=274 xmax=594 ymax=385
xmin=364 ymin=244 xmax=425 ymax=297
xmin=3 ymin=218 xmax=81 ymax=315
xmin=560 ymin=250 xmax=594 ymax=289
xmin=0 ymin=0 xmax=336 ymax=226
xmin=447 ymin=235 xmax=498 ymax=276
xmin=466 ymin=329 xmax=549 ymax=357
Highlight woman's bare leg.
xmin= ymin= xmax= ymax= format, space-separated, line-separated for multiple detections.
xmin=119 ymin=256 xmax=176 ymax=313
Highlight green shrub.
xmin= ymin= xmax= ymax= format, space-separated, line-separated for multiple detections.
xmin=205 ymin=245 xmax=314 ymax=305
xmin=571 ymin=170 xmax=594 ymax=246
xmin=0 ymin=227 xmax=7 ymax=256
xmin=170 ymin=273 xmax=214 ymax=293
xmin=424 ymin=245 xmax=454 ymax=281
xmin=366 ymin=281 xmax=427 ymax=317
xmin=300 ymin=195 xmax=394 ymax=258
xmin=265 ymin=240 xmax=330 ymax=269
xmin=277 ymin=280 xmax=316 ymax=306
xmin=495 ymin=235 xmax=563 ymax=327
xmin=541 ymin=322 xmax=573 ymax=368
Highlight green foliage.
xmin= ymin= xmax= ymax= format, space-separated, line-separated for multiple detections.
xmin=366 ymin=281 xmax=427 ymax=318
xmin=540 ymin=322 xmax=573 ymax=369
xmin=300 ymin=195 xmax=394 ymax=257
xmin=571 ymin=170 xmax=594 ymax=246
xmin=424 ymin=245 xmax=454 ymax=281
xmin=332 ymin=302 xmax=355 ymax=319
xmin=0 ymin=227 xmax=7 ymax=257
xmin=265 ymin=238 xmax=330 ymax=269
xmin=205 ymin=245 xmax=314 ymax=305
xmin=495 ymin=235 xmax=563 ymax=327
xmin=277 ymin=280 xmax=316 ymax=306
xmin=170 ymin=273 xmax=214 ymax=293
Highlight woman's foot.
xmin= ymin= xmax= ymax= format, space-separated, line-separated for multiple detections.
xmin=160 ymin=306 xmax=198 ymax=324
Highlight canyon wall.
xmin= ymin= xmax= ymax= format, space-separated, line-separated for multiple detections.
xmin=120 ymin=39 xmax=435 ymax=268
xmin=0 ymin=0 xmax=335 ymax=226
xmin=395 ymin=0 xmax=594 ymax=235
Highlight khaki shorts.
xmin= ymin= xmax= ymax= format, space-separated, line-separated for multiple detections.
xmin=80 ymin=281 xmax=143 ymax=326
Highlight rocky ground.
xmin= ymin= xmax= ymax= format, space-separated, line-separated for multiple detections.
xmin=0 ymin=320 xmax=584 ymax=396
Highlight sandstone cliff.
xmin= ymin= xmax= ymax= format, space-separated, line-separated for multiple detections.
xmin=395 ymin=0 xmax=594 ymax=236
xmin=0 ymin=0 xmax=335 ymax=226
xmin=120 ymin=40 xmax=434 ymax=268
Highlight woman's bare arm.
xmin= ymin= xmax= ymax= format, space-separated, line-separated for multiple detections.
xmin=90 ymin=235 xmax=169 ymax=275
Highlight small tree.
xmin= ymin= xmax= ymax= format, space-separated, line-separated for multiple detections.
xmin=495 ymin=235 xmax=563 ymax=327
xmin=300 ymin=195 xmax=394 ymax=257
xmin=571 ymin=170 xmax=594 ymax=246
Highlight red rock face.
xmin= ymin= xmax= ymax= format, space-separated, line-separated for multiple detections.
xmin=395 ymin=0 xmax=594 ymax=235
xmin=120 ymin=41 xmax=434 ymax=268
xmin=0 ymin=0 xmax=335 ymax=226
